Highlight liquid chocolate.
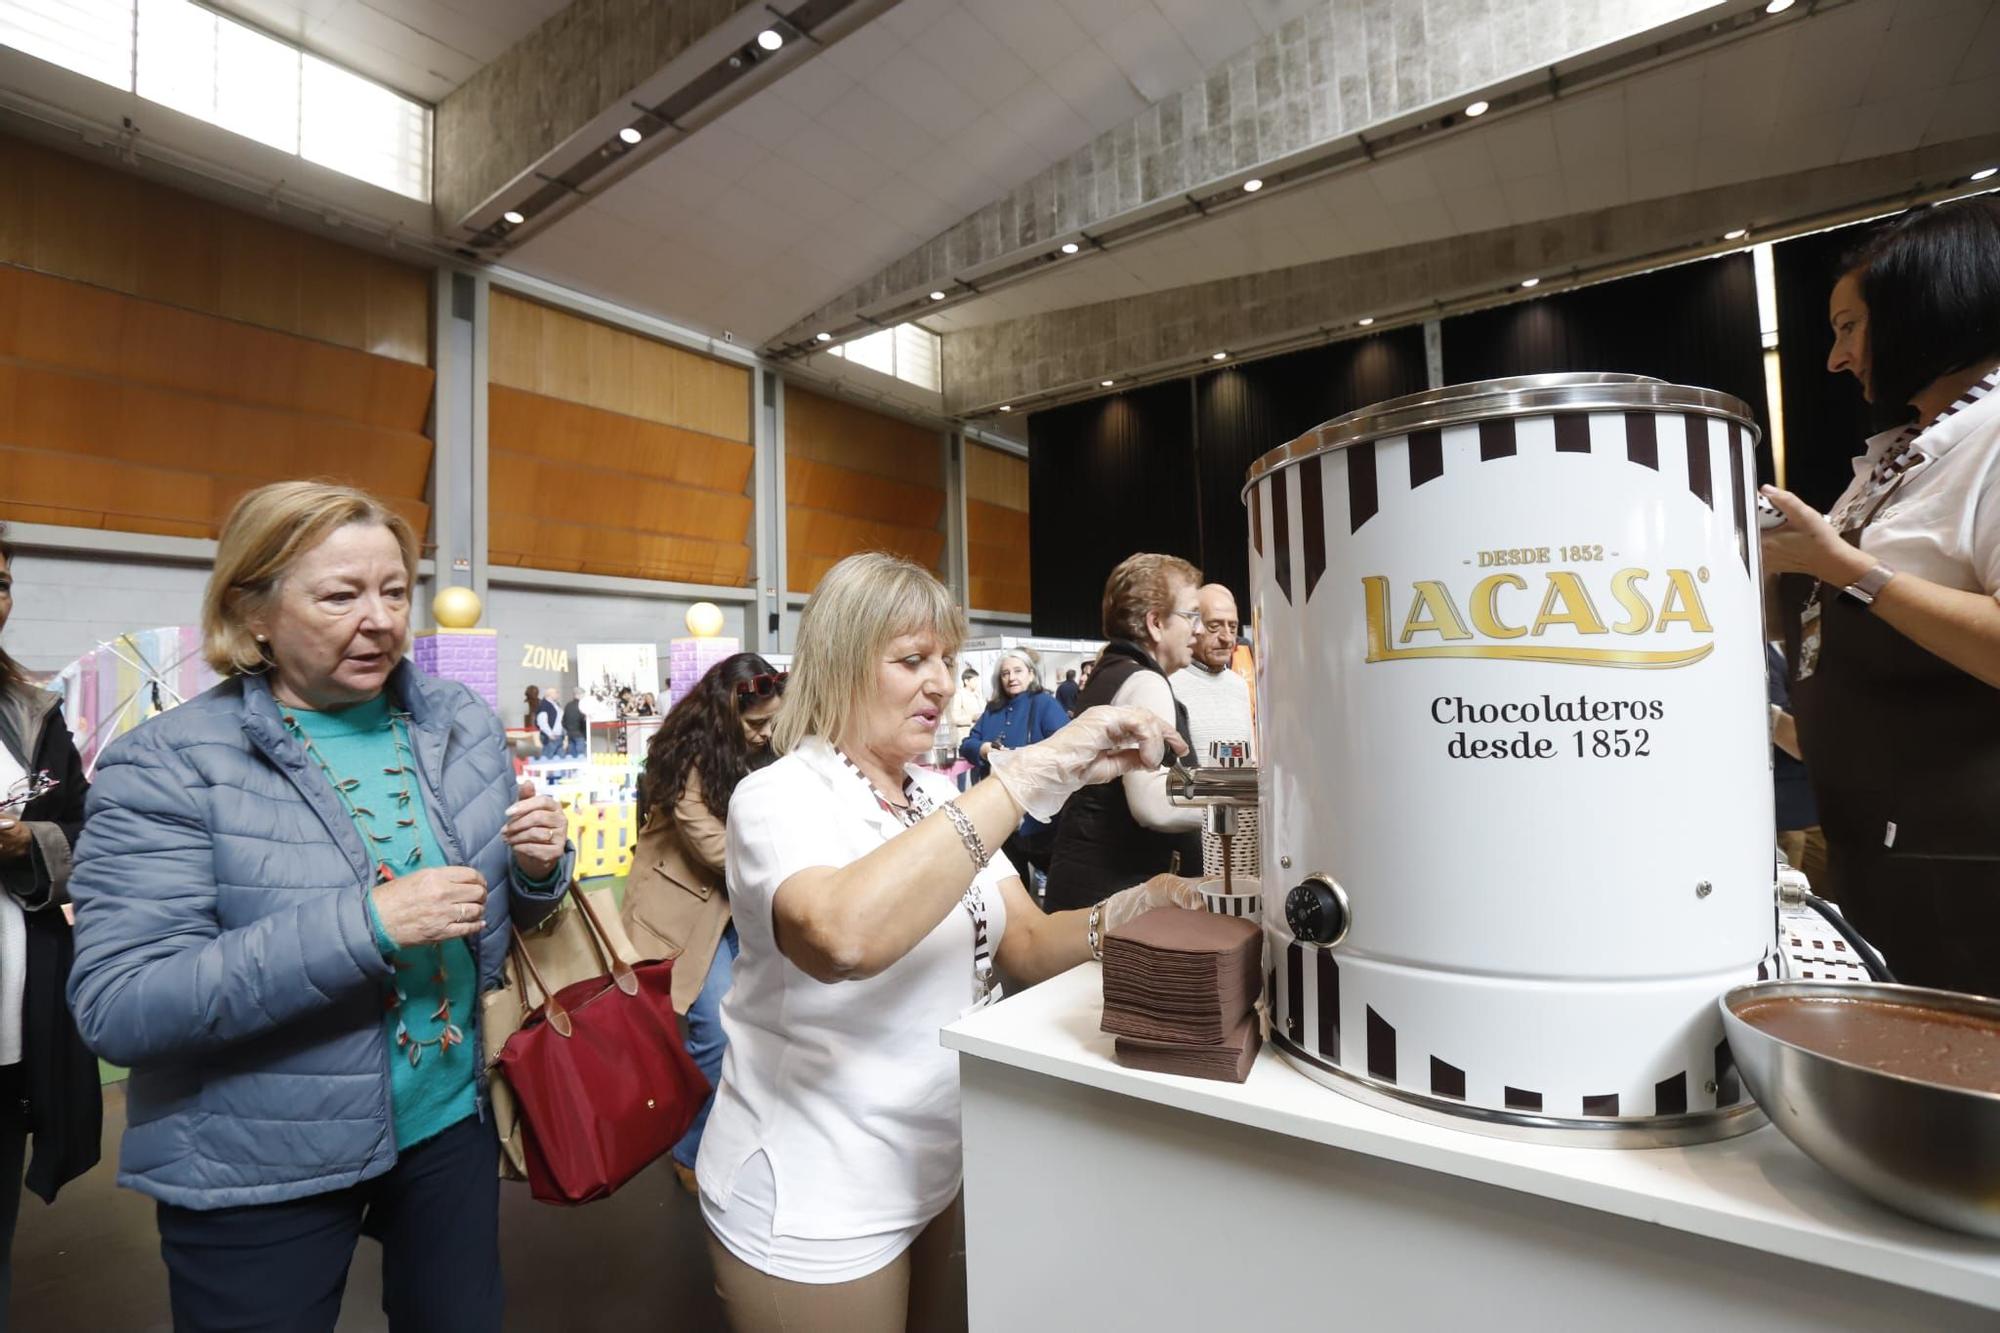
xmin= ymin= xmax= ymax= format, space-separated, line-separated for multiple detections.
xmin=1737 ymin=995 xmax=2000 ymax=1095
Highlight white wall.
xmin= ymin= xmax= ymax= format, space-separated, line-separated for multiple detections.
xmin=2 ymin=549 xmax=215 ymax=676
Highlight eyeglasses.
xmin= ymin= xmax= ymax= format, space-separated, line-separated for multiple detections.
xmin=734 ymin=672 xmax=788 ymax=705
xmin=1 ymin=770 xmax=58 ymax=815
xmin=1168 ymin=608 xmax=1202 ymax=629
xmin=1203 ymin=620 xmax=1240 ymax=635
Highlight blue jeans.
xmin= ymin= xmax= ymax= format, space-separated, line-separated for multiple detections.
xmin=673 ymin=920 xmax=738 ymax=1169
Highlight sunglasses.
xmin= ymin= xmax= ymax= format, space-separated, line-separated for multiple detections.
xmin=734 ymin=672 xmax=788 ymax=705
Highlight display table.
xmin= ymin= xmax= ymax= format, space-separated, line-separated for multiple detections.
xmin=942 ymin=964 xmax=2000 ymax=1331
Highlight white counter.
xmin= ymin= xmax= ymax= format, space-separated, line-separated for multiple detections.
xmin=943 ymin=962 xmax=2000 ymax=1330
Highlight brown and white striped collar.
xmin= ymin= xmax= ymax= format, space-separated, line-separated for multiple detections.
xmin=1865 ymin=363 xmax=2000 ymax=485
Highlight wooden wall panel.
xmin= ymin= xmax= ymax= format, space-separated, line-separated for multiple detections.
xmin=783 ymin=387 xmax=948 ymax=592
xmin=0 ymin=263 xmax=435 ymax=544
xmin=784 ymin=388 xmax=943 ymax=484
xmin=0 ymin=136 xmax=430 ymax=364
xmin=487 ymin=290 xmax=751 ymax=444
xmin=487 ymin=384 xmax=755 ymax=585
xmin=965 ymin=444 xmax=1030 ymax=614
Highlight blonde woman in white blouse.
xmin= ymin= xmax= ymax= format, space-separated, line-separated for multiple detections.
xmin=697 ymin=552 xmax=1203 ymax=1332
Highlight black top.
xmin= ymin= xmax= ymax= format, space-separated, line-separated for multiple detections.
xmin=1042 ymin=641 xmax=1201 ymax=912
xmin=1766 ymin=644 xmax=1817 ymax=833
xmin=561 ymin=698 xmax=587 ymax=738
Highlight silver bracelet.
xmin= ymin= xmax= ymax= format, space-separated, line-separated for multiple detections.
xmin=1087 ymin=901 xmax=1105 ymax=961
xmin=941 ymin=801 xmax=991 ymax=870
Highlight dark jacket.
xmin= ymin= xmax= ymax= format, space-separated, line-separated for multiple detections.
xmin=561 ymin=697 xmax=587 ymax=739
xmin=1043 ymin=642 xmax=1200 ymax=911
xmin=1055 ymin=680 xmax=1080 ymax=715
xmin=0 ymin=681 xmax=100 ymax=1203
xmin=66 ymin=662 xmax=570 ymax=1209
xmin=959 ymin=689 xmax=1070 ymax=773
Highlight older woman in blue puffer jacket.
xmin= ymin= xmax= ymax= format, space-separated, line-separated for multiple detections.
xmin=66 ymin=482 xmax=572 ymax=1333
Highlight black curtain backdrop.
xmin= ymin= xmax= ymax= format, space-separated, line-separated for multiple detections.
xmin=1442 ymin=254 xmax=1776 ymax=484
xmin=1027 ymin=381 xmax=1201 ymax=638
xmin=1192 ymin=328 xmax=1428 ymax=599
xmin=1773 ymin=221 xmax=1883 ymax=511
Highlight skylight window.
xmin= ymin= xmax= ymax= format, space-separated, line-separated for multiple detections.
xmin=827 ymin=322 xmax=942 ymax=393
xmin=1 ymin=0 xmax=432 ymax=202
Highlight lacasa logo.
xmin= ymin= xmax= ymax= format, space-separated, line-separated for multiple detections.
xmin=1361 ymin=567 xmax=1715 ymax=669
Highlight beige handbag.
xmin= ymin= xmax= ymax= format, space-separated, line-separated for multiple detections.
xmin=482 ymin=882 xmax=642 ymax=1180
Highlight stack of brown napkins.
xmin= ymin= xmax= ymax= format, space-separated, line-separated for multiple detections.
xmin=1101 ymin=907 xmax=1262 ymax=1083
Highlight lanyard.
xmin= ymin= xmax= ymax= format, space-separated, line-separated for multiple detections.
xmin=833 ymin=749 xmax=996 ymax=1008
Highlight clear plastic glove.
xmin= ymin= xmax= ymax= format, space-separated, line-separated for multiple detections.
xmin=987 ymin=705 xmax=1187 ymax=821
xmin=1101 ymin=873 xmax=1209 ymax=934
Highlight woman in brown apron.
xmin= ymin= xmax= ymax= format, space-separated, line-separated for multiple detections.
xmin=1760 ymin=198 xmax=2000 ymax=997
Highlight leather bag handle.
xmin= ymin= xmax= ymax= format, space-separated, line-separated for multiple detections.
xmin=509 ymin=922 xmax=573 ymax=1038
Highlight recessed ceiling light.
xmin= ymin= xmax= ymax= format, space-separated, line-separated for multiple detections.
xmin=1724 ymin=227 xmax=1749 ymax=241
xmin=1060 ymin=242 xmax=1080 ymax=255
xmin=1243 ymin=178 xmax=1263 ymax=193
xmin=1763 ymin=0 xmax=1793 ymax=12
xmin=619 ymin=127 xmax=643 ymax=145
xmin=929 ymin=290 xmax=946 ymax=301
xmin=502 ymin=209 xmax=525 ymax=225
xmin=757 ymin=28 xmax=784 ymax=51
xmin=1465 ymin=100 xmax=1490 ymax=117
xmin=1520 ymin=277 xmax=1540 ymax=289
xmin=1973 ymin=166 xmax=1999 ymax=182
xmin=999 ymin=405 xmax=1013 ymax=412
xmin=1101 ymin=379 xmax=1115 ymax=387
xmin=816 ymin=332 xmax=832 ymax=342
xmin=1357 ymin=316 xmax=1375 ymax=327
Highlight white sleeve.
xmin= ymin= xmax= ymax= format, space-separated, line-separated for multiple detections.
xmin=725 ymin=767 xmax=849 ymax=927
xmin=1109 ymin=672 xmax=1203 ymax=834
xmin=1970 ymin=444 xmax=2000 ymax=600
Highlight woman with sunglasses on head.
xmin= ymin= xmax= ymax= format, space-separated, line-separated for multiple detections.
xmin=0 ymin=526 xmax=99 ymax=1326
xmin=1042 ymin=553 xmax=1207 ymax=913
xmin=622 ymin=653 xmax=785 ymax=1195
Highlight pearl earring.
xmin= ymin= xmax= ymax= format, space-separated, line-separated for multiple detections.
xmin=256 ymin=634 xmax=266 ymax=642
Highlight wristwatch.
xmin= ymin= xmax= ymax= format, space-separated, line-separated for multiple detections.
xmin=1841 ymin=561 xmax=1897 ymax=606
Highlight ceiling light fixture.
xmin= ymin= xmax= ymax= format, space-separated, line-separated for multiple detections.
xmin=1243 ymin=178 xmax=1263 ymax=193
xmin=999 ymin=405 xmax=1013 ymax=412
xmin=1763 ymin=0 xmax=1793 ymax=12
xmin=929 ymin=290 xmax=946 ymax=301
xmin=502 ymin=209 xmax=525 ymax=225
xmin=1101 ymin=379 xmax=1115 ymax=387
xmin=1973 ymin=166 xmax=1998 ymax=182
xmin=1212 ymin=351 xmax=1228 ymax=361
xmin=757 ymin=28 xmax=784 ymax=51
xmin=1520 ymin=277 xmax=1541 ymax=289
xmin=816 ymin=332 xmax=832 ymax=342
xmin=1465 ymin=100 xmax=1490 ymax=117
xmin=1060 ymin=241 xmax=1080 ymax=254
xmin=619 ymin=127 xmax=643 ymax=145
xmin=1724 ymin=227 xmax=1749 ymax=241
xmin=1357 ymin=316 xmax=1375 ymax=327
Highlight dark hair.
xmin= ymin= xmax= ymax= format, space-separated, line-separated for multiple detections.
xmin=0 ymin=525 xmax=24 ymax=690
xmin=1848 ymin=198 xmax=2000 ymax=409
xmin=643 ymin=652 xmax=778 ymax=821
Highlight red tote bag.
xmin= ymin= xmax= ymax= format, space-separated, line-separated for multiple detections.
xmin=495 ymin=887 xmax=710 ymax=1205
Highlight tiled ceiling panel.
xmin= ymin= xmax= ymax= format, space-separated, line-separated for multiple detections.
xmin=507 ymin=0 xmax=1315 ymax=343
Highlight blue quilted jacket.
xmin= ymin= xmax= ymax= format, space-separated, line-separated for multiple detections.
xmin=66 ymin=662 xmax=569 ymax=1209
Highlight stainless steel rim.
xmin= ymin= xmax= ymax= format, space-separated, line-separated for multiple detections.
xmin=1272 ymin=1035 xmax=1769 ymax=1149
xmin=1721 ymin=980 xmax=2000 ymax=1104
xmin=1244 ymin=372 xmax=1764 ymax=494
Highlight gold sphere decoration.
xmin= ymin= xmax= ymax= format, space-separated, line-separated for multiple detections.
xmin=685 ymin=601 xmax=725 ymax=639
xmin=433 ymin=586 xmax=483 ymax=629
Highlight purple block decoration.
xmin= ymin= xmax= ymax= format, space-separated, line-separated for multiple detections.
xmin=669 ymin=637 xmax=740 ymax=703
xmin=413 ymin=630 xmax=500 ymax=712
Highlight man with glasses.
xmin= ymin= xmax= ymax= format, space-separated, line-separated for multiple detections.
xmin=1170 ymin=585 xmax=1252 ymax=761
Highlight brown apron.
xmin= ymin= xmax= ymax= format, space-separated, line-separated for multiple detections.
xmin=1779 ymin=487 xmax=2000 ymax=997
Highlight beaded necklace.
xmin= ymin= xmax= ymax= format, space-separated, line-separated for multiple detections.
xmin=283 ymin=704 xmax=466 ymax=1066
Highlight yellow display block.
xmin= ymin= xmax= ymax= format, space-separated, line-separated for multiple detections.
xmin=561 ymin=793 xmax=639 ymax=879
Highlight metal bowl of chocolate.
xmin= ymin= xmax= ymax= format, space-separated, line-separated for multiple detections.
xmin=1720 ymin=981 xmax=2000 ymax=1237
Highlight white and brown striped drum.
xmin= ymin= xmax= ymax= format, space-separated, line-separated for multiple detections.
xmin=1246 ymin=374 xmax=1776 ymax=1145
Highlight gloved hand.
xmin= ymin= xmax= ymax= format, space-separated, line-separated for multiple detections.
xmin=987 ymin=705 xmax=1187 ymax=821
xmin=1101 ymin=873 xmax=1209 ymax=934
